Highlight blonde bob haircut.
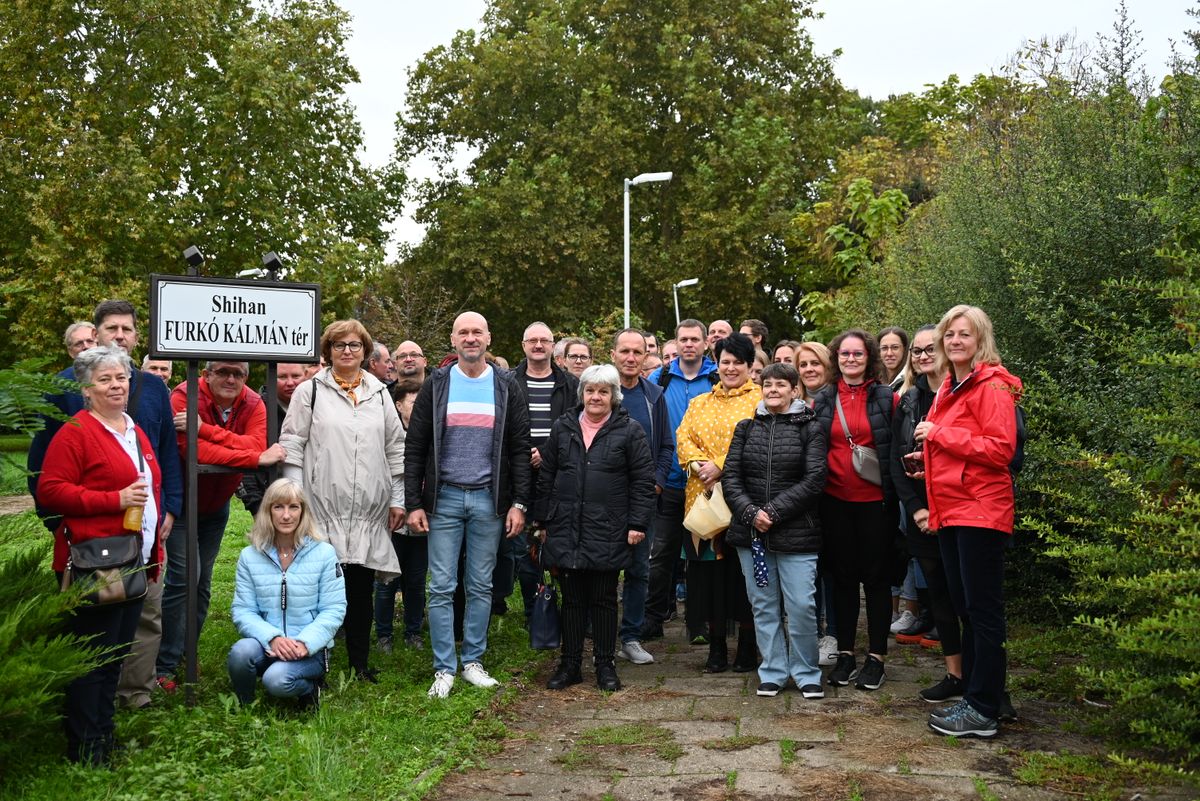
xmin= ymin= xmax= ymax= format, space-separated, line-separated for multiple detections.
xmin=934 ymin=304 xmax=1002 ymax=375
xmin=320 ymin=319 xmax=374 ymax=368
xmin=249 ymin=478 xmax=325 ymax=553
xmin=793 ymin=341 xmax=832 ymax=402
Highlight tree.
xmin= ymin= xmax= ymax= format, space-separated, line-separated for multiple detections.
xmin=395 ymin=0 xmax=847 ymax=342
xmin=0 ymin=0 xmax=394 ymax=366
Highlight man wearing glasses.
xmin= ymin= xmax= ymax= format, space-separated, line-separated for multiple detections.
xmin=394 ymin=341 xmax=428 ymax=384
xmin=156 ymin=361 xmax=287 ymax=688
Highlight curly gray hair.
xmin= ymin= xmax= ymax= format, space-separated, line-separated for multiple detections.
xmin=577 ymin=364 xmax=623 ymax=408
xmin=74 ymin=344 xmax=131 ymax=386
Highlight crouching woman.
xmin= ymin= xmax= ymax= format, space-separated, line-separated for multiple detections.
xmin=228 ymin=478 xmax=346 ymax=705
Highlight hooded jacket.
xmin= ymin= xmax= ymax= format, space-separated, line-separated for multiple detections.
xmin=533 ymin=406 xmax=655 ymax=572
xmin=923 ymin=363 xmax=1023 ymax=534
xmin=723 ymin=400 xmax=828 ymax=553
xmin=171 ymin=379 xmax=266 ymax=514
xmin=890 ymin=372 xmax=940 ymax=557
xmin=280 ymin=369 xmax=405 ymax=576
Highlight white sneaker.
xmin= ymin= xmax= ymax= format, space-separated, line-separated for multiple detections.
xmin=461 ymin=662 xmax=500 ymax=688
xmin=890 ymin=610 xmax=917 ymax=634
xmin=818 ymin=635 xmax=838 ymax=666
xmin=617 ymin=640 xmax=655 ymax=665
xmin=428 ymin=670 xmax=455 ymax=699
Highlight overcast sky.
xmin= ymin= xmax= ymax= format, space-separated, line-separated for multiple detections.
xmin=335 ymin=0 xmax=1193 ymax=246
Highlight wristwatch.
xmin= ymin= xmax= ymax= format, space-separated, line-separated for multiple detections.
xmin=512 ymin=502 xmax=528 ymax=513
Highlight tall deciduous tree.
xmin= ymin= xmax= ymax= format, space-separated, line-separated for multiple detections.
xmin=0 ymin=0 xmax=394 ymax=365
xmin=394 ymin=0 xmax=846 ymax=341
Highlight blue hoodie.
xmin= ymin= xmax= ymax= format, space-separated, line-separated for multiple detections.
xmin=647 ymin=356 xmax=718 ymax=488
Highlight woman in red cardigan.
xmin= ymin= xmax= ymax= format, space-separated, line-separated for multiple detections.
xmin=38 ymin=344 xmax=163 ymax=766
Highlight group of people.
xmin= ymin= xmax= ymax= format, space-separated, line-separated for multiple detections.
xmin=31 ymin=299 xmax=1021 ymax=765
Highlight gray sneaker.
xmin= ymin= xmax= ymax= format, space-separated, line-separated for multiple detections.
xmin=376 ymin=635 xmax=393 ymax=655
xmin=928 ymin=700 xmax=999 ymax=738
xmin=617 ymin=640 xmax=655 ymax=665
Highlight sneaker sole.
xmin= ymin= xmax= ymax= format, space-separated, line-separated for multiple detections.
xmin=894 ymin=633 xmax=925 ymax=644
xmin=921 ymin=693 xmax=963 ymax=703
xmin=856 ymin=676 xmax=886 ymax=690
xmin=617 ymin=650 xmax=655 ymax=665
xmin=801 ymin=690 xmax=825 ymax=700
xmin=927 ymin=720 xmax=997 ymax=738
xmin=827 ymin=670 xmax=859 ymax=686
xmin=756 ymin=688 xmax=780 ymax=697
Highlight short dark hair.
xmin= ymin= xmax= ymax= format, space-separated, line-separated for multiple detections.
xmin=676 ymin=318 xmax=707 ymax=339
xmin=93 ymin=299 xmax=136 ymax=329
xmin=713 ymin=332 xmax=755 ymax=365
xmin=612 ymin=328 xmax=647 ymax=351
xmin=389 ymin=378 xmax=423 ymax=404
xmin=828 ymin=328 xmax=884 ymax=383
xmin=739 ymin=318 xmax=769 ymax=344
xmin=760 ymin=362 xmax=799 ymax=386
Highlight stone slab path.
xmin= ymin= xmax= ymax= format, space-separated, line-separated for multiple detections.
xmin=431 ymin=614 xmax=1189 ymax=801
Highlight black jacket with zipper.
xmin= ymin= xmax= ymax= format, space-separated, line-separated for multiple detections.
xmin=891 ymin=373 xmax=940 ymax=558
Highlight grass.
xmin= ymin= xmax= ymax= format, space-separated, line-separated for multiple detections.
xmin=779 ymin=738 xmax=797 ymax=766
xmin=700 ymin=734 xmax=768 ymax=751
xmin=1012 ymin=751 xmax=1183 ymax=801
xmin=972 ymin=777 xmax=1000 ymax=801
xmin=0 ymin=451 xmax=28 ymax=495
xmin=555 ymin=723 xmax=683 ymax=770
xmin=1 ymin=502 xmax=549 ymax=801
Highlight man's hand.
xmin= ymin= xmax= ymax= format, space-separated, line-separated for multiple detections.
xmin=388 ymin=506 xmax=407 ymax=532
xmin=505 ymin=507 xmax=525 ymax=538
xmin=530 ymin=446 xmax=542 ymax=469
xmin=172 ymin=410 xmax=189 ymax=432
xmin=159 ymin=512 xmax=176 ymax=543
xmin=407 ymin=508 xmax=429 ymax=533
xmin=269 ymin=636 xmax=309 ymax=661
xmin=258 ymin=443 xmax=286 ymax=467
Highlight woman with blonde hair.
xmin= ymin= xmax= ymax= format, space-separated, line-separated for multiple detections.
xmin=228 ymin=478 xmax=346 ymax=706
xmin=793 ymin=342 xmax=832 ymax=405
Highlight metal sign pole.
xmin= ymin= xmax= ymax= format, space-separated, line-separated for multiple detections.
xmin=183 ymin=252 xmax=202 ymax=707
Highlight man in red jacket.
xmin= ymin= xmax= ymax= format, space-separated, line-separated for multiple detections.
xmin=155 ymin=361 xmax=286 ymax=686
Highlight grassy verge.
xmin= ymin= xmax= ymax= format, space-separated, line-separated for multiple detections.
xmin=0 ymin=451 xmax=28 ymax=495
xmin=1 ymin=503 xmax=549 ymax=801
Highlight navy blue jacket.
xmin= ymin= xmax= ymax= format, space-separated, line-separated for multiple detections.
xmin=619 ymin=376 xmax=674 ymax=489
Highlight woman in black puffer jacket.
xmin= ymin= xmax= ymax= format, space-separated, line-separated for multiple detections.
xmin=533 ymin=364 xmax=655 ymax=692
xmin=723 ymin=363 xmax=829 ymax=699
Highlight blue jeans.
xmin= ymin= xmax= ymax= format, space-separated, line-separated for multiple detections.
xmin=227 ymin=638 xmax=326 ymax=703
xmin=157 ymin=503 xmax=230 ymax=677
xmin=426 ymin=485 xmax=503 ymax=674
xmin=620 ymin=517 xmax=655 ymax=643
xmin=737 ymin=547 xmax=820 ymax=688
xmin=374 ymin=532 xmax=429 ymax=639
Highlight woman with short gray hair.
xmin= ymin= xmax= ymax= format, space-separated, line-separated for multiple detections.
xmin=532 ymin=363 xmax=654 ymax=691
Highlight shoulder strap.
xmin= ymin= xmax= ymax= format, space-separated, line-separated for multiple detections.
xmin=128 ymin=370 xmax=145 ymax=418
xmin=833 ymin=392 xmax=854 ymax=445
xmin=309 ymin=377 xmax=319 ymax=412
xmin=657 ymin=369 xmax=672 ymax=388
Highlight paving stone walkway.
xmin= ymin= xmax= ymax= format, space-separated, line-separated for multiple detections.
xmin=431 ymin=614 xmax=1187 ymax=801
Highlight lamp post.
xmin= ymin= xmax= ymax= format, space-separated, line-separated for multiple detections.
xmin=672 ymin=277 xmax=699 ymax=325
xmin=624 ymin=171 xmax=673 ymax=328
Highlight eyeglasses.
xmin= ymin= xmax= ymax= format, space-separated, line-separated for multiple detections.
xmin=838 ymin=350 xmax=866 ymax=360
xmin=396 ymin=351 xmax=425 ymax=360
xmin=910 ymin=345 xmax=937 ymax=357
xmin=211 ymin=368 xmax=247 ymax=380
xmin=522 ymin=338 xmax=552 ymax=346
xmin=566 ymin=354 xmax=591 ymax=362
xmin=331 ymin=341 xmax=363 ymax=353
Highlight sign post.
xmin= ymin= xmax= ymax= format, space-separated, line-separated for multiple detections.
xmin=150 ymin=260 xmax=319 ymax=704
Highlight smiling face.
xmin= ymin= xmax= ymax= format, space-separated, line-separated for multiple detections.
xmin=522 ymin=323 xmax=554 ymax=367
xmin=67 ymin=326 xmax=97 ymax=358
xmin=707 ymin=320 xmax=732 ymax=351
xmin=203 ymin=362 xmax=248 ymax=408
xmin=773 ymin=345 xmax=795 ymax=364
xmin=795 ymin=346 xmax=827 ymax=393
xmin=909 ymin=329 xmax=937 ymax=377
xmin=143 ymin=359 xmax=172 ymax=382
xmin=837 ymin=336 xmax=868 ymax=384
xmin=762 ymin=377 xmax=795 ymax=413
xmin=85 ymin=364 xmax=129 ymax=418
xmin=718 ymin=351 xmax=750 ymax=389
xmin=879 ymin=332 xmax=905 ymax=375
xmin=942 ymin=316 xmax=979 ymax=376
xmin=582 ymin=382 xmax=613 ymax=421
xmin=451 ymin=312 xmax=491 ymax=364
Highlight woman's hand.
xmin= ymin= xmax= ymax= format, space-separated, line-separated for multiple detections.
xmin=119 ymin=480 xmax=149 ymax=510
xmin=753 ymin=510 xmax=773 ymax=533
xmin=914 ymin=421 xmax=935 ymax=445
xmin=388 ymin=507 xmax=407 ymax=532
xmin=694 ymin=460 xmax=722 ymax=489
xmin=627 ymin=529 xmax=645 ymax=545
xmin=269 ymin=636 xmax=309 ymax=661
xmin=913 ymin=508 xmax=932 ymax=534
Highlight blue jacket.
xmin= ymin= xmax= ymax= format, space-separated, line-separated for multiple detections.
xmin=619 ymin=376 xmax=675 ymax=488
xmin=28 ymin=367 xmax=183 ymax=528
xmin=647 ymin=357 xmax=719 ymax=488
xmin=231 ymin=537 xmax=347 ymax=655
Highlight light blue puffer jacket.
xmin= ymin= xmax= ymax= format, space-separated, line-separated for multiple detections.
xmin=231 ymin=536 xmax=346 ymax=655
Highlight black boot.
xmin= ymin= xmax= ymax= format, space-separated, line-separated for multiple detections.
xmin=705 ymin=636 xmax=729 ymax=673
xmin=732 ymin=625 xmax=758 ymax=673
xmin=596 ymin=660 xmax=622 ymax=691
xmin=547 ymin=659 xmax=583 ymax=690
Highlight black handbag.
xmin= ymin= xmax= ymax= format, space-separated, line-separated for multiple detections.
xmin=529 ymin=579 xmax=561 ymax=651
xmin=61 ymin=531 xmax=147 ymax=606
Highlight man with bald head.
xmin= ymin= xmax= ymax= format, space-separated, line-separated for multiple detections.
xmin=707 ymin=319 xmax=733 ymax=355
xmin=405 ymin=311 xmax=531 ymax=699
xmin=394 ymin=340 xmax=428 ymax=383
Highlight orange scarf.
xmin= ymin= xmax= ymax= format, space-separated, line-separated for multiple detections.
xmin=333 ymin=371 xmax=363 ymax=406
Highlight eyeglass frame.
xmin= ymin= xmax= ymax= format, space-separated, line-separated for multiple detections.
xmin=331 ymin=341 xmax=364 ymax=353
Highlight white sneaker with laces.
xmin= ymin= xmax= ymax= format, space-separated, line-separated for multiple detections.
xmin=428 ymin=670 xmax=455 ymax=699
xmin=818 ymin=635 xmax=838 ymax=666
xmin=890 ymin=610 xmax=917 ymax=634
xmin=461 ymin=662 xmax=500 ymax=688
xmin=617 ymin=640 xmax=655 ymax=665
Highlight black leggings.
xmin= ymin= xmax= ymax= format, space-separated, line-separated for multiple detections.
xmin=916 ymin=554 xmax=962 ymax=657
xmin=822 ymin=495 xmax=892 ymax=656
xmin=342 ymin=564 xmax=375 ymax=672
xmin=559 ymin=569 xmax=618 ymax=665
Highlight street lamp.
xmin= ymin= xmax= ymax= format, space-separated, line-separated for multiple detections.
xmin=672 ymin=278 xmax=699 ymax=325
xmin=624 ymin=171 xmax=673 ymax=328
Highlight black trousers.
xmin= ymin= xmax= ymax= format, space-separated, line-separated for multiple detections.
xmin=685 ymin=553 xmax=752 ymax=639
xmin=822 ymin=495 xmax=892 ymax=656
xmin=64 ymin=597 xmax=143 ymax=763
xmin=916 ymin=553 xmax=963 ymax=657
xmin=342 ymin=564 xmax=375 ymax=672
xmin=559 ymin=569 xmax=618 ymax=665
xmin=939 ymin=526 xmax=1007 ymax=719
xmin=646 ymin=486 xmax=685 ymax=627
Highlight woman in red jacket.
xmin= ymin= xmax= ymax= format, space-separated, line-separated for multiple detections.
xmin=38 ymin=345 xmax=164 ymax=765
xmin=914 ymin=305 xmax=1021 ymax=738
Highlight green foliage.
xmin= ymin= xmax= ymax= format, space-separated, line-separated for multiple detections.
xmin=0 ymin=359 xmax=76 ymax=437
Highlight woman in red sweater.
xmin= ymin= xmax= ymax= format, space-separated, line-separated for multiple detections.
xmin=38 ymin=345 xmax=163 ymax=766
xmin=915 ymin=305 xmax=1021 ymax=738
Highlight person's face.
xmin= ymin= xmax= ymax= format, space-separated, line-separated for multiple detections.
xmin=707 ymin=320 xmax=732 ymax=349
xmin=611 ymin=332 xmax=646 ymax=382
xmin=330 ymin=336 xmax=365 ymax=373
xmin=451 ymin=313 xmax=491 ymax=363
xmin=395 ymin=342 xmax=426 ymax=377
xmin=738 ymin=325 xmax=762 ymax=346
xmin=276 ymin=364 xmax=307 ymax=404
xmin=762 ymin=377 xmax=795 ymax=413
xmin=909 ymin=330 xmax=937 ymax=376
xmin=676 ymin=326 xmax=704 ymax=364
xmin=879 ymin=333 xmax=905 ymax=374
xmin=96 ymin=313 xmax=137 ymax=354
xmin=943 ymin=316 xmax=978 ymax=373
xmin=144 ymin=360 xmax=172 ymax=382
xmin=203 ymin=362 xmax=248 ymax=406
xmin=750 ymin=361 xmax=765 ymax=384
xmin=645 ymin=335 xmax=658 ymax=355
xmin=84 ymin=365 xmax=129 ymax=416
xmin=662 ymin=342 xmax=679 ymax=363
xmin=305 ymin=361 xmax=322 ymax=378
xmin=395 ymin=394 xmax=416 ymax=426
xmin=641 ymin=355 xmax=661 ymax=378
xmin=368 ymin=345 xmax=393 ymax=381
xmin=582 ymin=382 xmax=613 ymax=420
xmin=565 ymin=344 xmax=592 ymax=377
xmin=68 ymin=327 xmax=97 ymax=358
xmin=717 ymin=351 xmax=750 ymax=389
xmin=837 ymin=336 xmax=868 ymax=383
xmin=796 ymin=348 xmax=827 ymax=392
xmin=773 ymin=345 xmax=795 ymax=364
xmin=522 ymin=325 xmax=553 ymax=365
xmin=270 ymin=499 xmax=303 ymax=538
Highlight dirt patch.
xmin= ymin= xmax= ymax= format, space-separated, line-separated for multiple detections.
xmin=0 ymin=495 xmax=32 ymax=516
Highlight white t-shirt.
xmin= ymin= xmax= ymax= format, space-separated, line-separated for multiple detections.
xmin=97 ymin=412 xmax=157 ymax=564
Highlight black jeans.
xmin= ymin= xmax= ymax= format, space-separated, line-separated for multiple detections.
xmin=916 ymin=554 xmax=962 ymax=657
xmin=374 ymin=532 xmax=429 ymax=639
xmin=645 ymin=486 xmax=685 ymax=627
xmin=822 ymin=495 xmax=892 ymax=656
xmin=64 ymin=597 xmax=143 ymax=763
xmin=559 ymin=569 xmax=618 ymax=665
xmin=939 ymin=526 xmax=1007 ymax=719
xmin=342 ymin=564 xmax=375 ymax=673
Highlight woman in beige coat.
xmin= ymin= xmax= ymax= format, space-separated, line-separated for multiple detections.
xmin=281 ymin=319 xmax=405 ymax=681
